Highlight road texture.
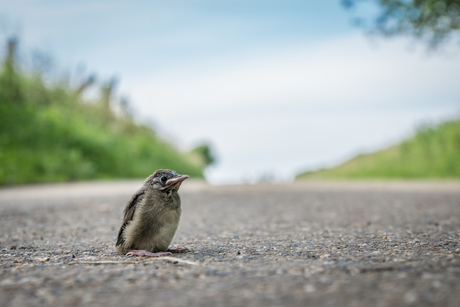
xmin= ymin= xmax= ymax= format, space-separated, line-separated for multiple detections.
xmin=0 ymin=180 xmax=459 ymax=306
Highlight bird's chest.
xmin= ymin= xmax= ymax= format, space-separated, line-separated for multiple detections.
xmin=140 ymin=198 xmax=181 ymax=230
xmin=144 ymin=207 xmax=181 ymax=251
xmin=158 ymin=208 xmax=181 ymax=237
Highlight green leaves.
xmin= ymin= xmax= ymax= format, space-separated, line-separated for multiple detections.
xmin=343 ymin=0 xmax=460 ymax=48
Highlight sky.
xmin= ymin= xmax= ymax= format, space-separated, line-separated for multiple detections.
xmin=1 ymin=0 xmax=460 ymax=184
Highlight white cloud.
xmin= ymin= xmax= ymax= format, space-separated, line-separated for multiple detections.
xmin=129 ymin=34 xmax=459 ymax=118
xmin=121 ymin=34 xmax=460 ymax=184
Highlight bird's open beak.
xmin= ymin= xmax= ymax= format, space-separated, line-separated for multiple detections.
xmin=166 ymin=174 xmax=189 ymax=186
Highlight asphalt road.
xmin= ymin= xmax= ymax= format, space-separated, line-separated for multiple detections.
xmin=1 ymin=180 xmax=459 ymax=307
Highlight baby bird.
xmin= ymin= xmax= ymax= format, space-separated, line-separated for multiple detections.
xmin=116 ymin=169 xmax=189 ymax=257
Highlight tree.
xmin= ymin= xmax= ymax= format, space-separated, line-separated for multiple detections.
xmin=0 ymin=38 xmax=22 ymax=104
xmin=190 ymin=143 xmax=216 ymax=167
xmin=342 ymin=0 xmax=460 ymax=48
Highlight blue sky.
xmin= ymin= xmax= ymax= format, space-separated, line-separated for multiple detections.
xmin=2 ymin=1 xmax=460 ymax=183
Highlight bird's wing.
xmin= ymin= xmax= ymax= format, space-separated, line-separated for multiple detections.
xmin=116 ymin=188 xmax=146 ymax=247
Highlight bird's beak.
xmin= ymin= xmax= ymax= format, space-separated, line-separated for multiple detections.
xmin=166 ymin=174 xmax=189 ymax=186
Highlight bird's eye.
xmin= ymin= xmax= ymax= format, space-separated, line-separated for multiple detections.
xmin=161 ymin=176 xmax=167 ymax=183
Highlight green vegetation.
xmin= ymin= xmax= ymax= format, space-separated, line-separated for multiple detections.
xmin=342 ymin=0 xmax=460 ymax=49
xmin=0 ymin=39 xmax=206 ymax=185
xmin=296 ymin=117 xmax=460 ymax=180
xmin=190 ymin=143 xmax=216 ymax=166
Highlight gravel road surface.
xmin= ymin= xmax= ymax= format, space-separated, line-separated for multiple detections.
xmin=1 ymin=180 xmax=459 ymax=306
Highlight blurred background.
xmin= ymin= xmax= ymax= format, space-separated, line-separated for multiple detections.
xmin=0 ymin=0 xmax=459 ymax=185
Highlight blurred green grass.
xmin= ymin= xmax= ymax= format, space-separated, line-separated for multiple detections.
xmin=0 ymin=39 xmax=207 ymax=185
xmin=297 ymin=117 xmax=460 ymax=180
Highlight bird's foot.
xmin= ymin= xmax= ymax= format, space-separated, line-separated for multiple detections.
xmin=125 ymin=250 xmax=172 ymax=257
xmin=167 ymin=247 xmax=188 ymax=253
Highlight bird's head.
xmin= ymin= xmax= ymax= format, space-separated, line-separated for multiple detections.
xmin=149 ymin=169 xmax=189 ymax=192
